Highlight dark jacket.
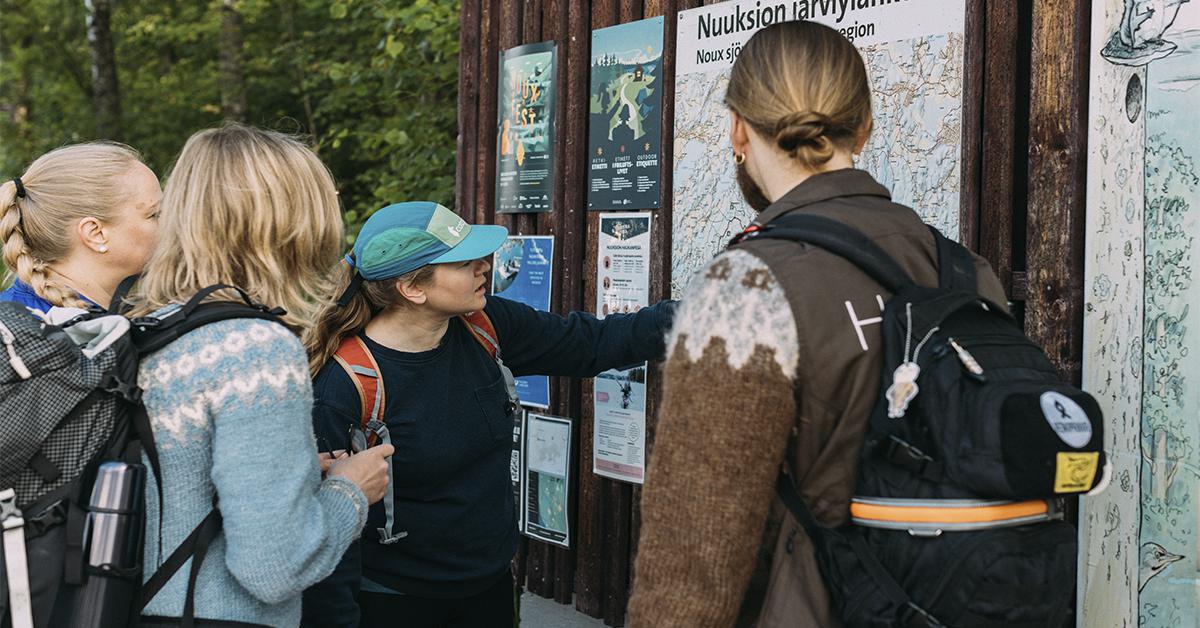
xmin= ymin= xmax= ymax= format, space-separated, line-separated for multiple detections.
xmin=303 ymin=295 xmax=676 ymax=626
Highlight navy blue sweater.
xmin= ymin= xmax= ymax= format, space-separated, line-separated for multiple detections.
xmin=302 ymin=296 xmax=675 ymax=624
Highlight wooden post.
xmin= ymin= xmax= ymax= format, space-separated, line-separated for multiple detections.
xmin=979 ymin=1 xmax=1023 ymax=298
xmin=1025 ymin=0 xmax=1090 ymax=384
xmin=474 ymin=0 xmax=500 ymax=226
xmin=958 ymin=0 xmax=984 ymax=250
xmin=456 ymin=0 xmax=482 ymax=216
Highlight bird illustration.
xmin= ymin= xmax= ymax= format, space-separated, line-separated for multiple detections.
xmin=1139 ymin=541 xmax=1184 ymax=592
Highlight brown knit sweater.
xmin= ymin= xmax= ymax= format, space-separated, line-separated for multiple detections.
xmin=628 ymin=249 xmax=802 ymax=627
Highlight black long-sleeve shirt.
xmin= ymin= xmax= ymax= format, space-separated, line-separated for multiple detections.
xmin=302 ymin=296 xmax=675 ymax=625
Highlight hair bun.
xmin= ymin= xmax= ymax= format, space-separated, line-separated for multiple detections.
xmin=774 ymin=111 xmax=835 ymax=151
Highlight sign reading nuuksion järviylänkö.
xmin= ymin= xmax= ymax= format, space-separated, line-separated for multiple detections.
xmin=671 ymin=0 xmax=967 ymax=296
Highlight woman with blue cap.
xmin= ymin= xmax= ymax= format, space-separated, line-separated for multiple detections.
xmin=301 ymin=201 xmax=676 ymax=628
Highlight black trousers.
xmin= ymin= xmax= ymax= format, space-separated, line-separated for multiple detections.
xmin=359 ymin=573 xmax=514 ymax=628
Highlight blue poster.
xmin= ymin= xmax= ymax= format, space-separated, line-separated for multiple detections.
xmin=492 ymin=236 xmax=554 ymax=408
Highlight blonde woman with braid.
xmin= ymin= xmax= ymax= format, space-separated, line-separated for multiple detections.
xmin=0 ymin=142 xmax=162 ymax=311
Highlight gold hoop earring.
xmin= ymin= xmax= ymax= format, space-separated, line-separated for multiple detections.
xmin=734 ymin=152 xmax=746 ymax=165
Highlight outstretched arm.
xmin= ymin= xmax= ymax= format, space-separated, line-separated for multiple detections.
xmin=627 ymin=250 xmax=800 ymax=627
xmin=485 ymin=295 xmax=677 ymax=378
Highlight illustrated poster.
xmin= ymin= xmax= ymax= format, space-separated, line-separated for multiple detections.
xmin=492 ymin=235 xmax=555 ymax=408
xmin=496 ymin=41 xmax=557 ymax=213
xmin=1079 ymin=2 xmax=1200 ymax=626
xmin=587 ymin=16 xmax=665 ymax=210
xmin=521 ymin=411 xmax=572 ymax=547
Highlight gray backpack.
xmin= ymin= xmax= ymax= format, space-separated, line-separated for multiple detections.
xmin=1 ymin=285 xmax=285 ymax=628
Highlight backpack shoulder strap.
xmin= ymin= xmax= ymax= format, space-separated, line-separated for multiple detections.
xmin=732 ymin=214 xmax=913 ymax=294
xmin=928 ymin=226 xmax=977 ymax=292
xmin=332 ymin=336 xmax=386 ymax=429
xmin=460 ymin=310 xmax=500 ymax=361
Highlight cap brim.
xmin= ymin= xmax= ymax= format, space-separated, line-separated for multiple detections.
xmin=430 ymin=224 xmax=509 ymax=265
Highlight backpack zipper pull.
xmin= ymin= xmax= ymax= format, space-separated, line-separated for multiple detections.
xmin=0 ymin=322 xmax=32 ymax=380
xmin=948 ymin=338 xmax=985 ymax=380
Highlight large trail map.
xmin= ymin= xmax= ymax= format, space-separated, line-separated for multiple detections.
xmin=672 ymin=1 xmax=966 ymax=296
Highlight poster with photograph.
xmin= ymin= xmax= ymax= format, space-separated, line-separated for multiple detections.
xmin=496 ymin=40 xmax=557 ymax=213
xmin=596 ymin=212 xmax=651 ymax=318
xmin=492 ymin=235 xmax=554 ymax=408
xmin=593 ymin=363 xmax=647 ymax=484
xmin=587 ymin=16 xmax=664 ymax=210
xmin=521 ymin=411 xmax=572 ymax=547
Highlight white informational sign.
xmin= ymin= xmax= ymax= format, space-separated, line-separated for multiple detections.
xmin=592 ymin=211 xmax=651 ymax=484
xmin=592 ymin=363 xmax=648 ymax=484
xmin=521 ymin=411 xmax=572 ymax=547
xmin=672 ymin=0 xmax=967 ymax=296
xmin=596 ymin=211 xmax=652 ymax=318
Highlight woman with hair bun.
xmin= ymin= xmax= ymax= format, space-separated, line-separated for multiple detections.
xmin=629 ymin=20 xmax=1008 ymax=627
xmin=0 ymin=142 xmax=163 ymax=311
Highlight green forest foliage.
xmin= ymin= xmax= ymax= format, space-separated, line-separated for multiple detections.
xmin=0 ymin=0 xmax=460 ymax=239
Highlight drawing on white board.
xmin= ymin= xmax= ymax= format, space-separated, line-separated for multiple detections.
xmin=1101 ymin=0 xmax=1188 ymax=66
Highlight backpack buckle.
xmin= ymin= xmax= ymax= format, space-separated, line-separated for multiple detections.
xmin=100 ymin=373 xmax=143 ymax=404
xmin=884 ymin=437 xmax=943 ymax=482
xmin=0 ymin=488 xmax=23 ymax=530
xmin=131 ymin=316 xmax=163 ymax=331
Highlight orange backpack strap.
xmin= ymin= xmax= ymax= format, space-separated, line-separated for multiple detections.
xmin=459 ymin=310 xmax=500 ymax=360
xmin=332 ymin=336 xmax=386 ymax=435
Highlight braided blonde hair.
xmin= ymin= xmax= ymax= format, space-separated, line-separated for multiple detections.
xmin=0 ymin=142 xmax=144 ymax=307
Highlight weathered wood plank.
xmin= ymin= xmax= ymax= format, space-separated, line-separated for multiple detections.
xmin=979 ymin=0 xmax=1021 ymax=297
xmin=1025 ymin=0 xmax=1090 ymax=384
xmin=474 ymin=0 xmax=500 ymax=226
xmin=455 ymin=0 xmax=481 ymax=218
xmin=958 ymin=0 xmax=983 ymax=250
xmin=572 ymin=0 xmax=610 ymax=619
xmin=535 ymin=0 xmax=577 ymax=605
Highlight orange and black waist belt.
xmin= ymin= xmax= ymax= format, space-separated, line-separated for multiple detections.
xmin=849 ymin=497 xmax=1062 ymax=536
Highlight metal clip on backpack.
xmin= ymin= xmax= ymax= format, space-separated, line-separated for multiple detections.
xmin=1 ymin=281 xmax=284 ymax=628
xmin=733 ymin=214 xmax=1106 ymax=628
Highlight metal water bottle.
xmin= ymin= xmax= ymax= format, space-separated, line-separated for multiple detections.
xmin=72 ymin=461 xmax=146 ymax=627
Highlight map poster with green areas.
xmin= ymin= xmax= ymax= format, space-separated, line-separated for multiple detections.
xmin=587 ymin=16 xmax=665 ymax=211
xmin=521 ymin=411 xmax=573 ymax=548
xmin=672 ymin=0 xmax=966 ymax=296
xmin=495 ymin=41 xmax=557 ymax=214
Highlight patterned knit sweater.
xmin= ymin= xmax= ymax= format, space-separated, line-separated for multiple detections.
xmin=628 ymin=250 xmax=800 ymax=627
xmin=139 ymin=318 xmax=368 ymax=626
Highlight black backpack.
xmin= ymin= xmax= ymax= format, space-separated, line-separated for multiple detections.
xmin=1 ymin=283 xmax=284 ymax=628
xmin=731 ymin=214 xmax=1106 ymax=628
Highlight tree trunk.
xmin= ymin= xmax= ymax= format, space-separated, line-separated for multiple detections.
xmin=85 ymin=0 xmax=122 ymax=140
xmin=219 ymin=0 xmax=248 ymax=122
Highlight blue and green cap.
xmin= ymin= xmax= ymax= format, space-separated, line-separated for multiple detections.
xmin=337 ymin=202 xmax=507 ymax=306
xmin=347 ymin=201 xmax=508 ymax=280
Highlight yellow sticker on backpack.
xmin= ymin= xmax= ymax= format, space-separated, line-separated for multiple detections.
xmin=1055 ymin=452 xmax=1100 ymax=493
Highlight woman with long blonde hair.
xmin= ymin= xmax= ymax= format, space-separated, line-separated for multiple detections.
xmin=0 ymin=142 xmax=162 ymax=311
xmin=127 ymin=124 xmax=392 ymax=627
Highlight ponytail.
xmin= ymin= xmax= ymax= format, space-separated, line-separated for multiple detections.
xmin=302 ymin=262 xmax=436 ymax=377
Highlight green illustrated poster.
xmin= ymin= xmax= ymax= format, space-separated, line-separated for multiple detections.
xmin=495 ymin=41 xmax=556 ymax=213
xmin=587 ymin=16 xmax=664 ymax=210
